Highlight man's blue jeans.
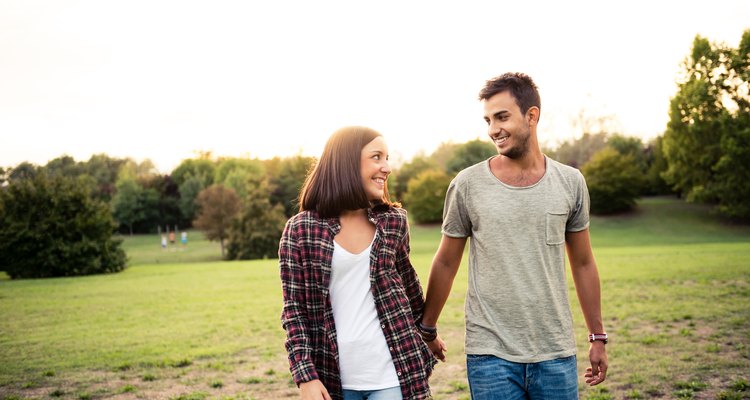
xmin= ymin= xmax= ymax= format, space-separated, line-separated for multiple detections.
xmin=466 ymin=354 xmax=578 ymax=400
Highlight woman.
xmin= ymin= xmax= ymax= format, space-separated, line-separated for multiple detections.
xmin=279 ymin=126 xmax=439 ymax=400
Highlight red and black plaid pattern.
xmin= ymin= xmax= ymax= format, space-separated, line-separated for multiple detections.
xmin=279 ymin=207 xmax=435 ymax=399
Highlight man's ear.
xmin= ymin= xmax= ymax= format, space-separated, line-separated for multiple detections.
xmin=527 ymin=107 xmax=540 ymax=127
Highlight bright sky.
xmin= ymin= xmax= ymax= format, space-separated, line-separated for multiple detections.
xmin=1 ymin=1 xmax=748 ymax=173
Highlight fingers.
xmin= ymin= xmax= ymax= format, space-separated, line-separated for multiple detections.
xmin=584 ymin=365 xmax=608 ymax=386
xmin=426 ymin=335 xmax=448 ymax=362
xmin=428 ymin=341 xmax=446 ymax=362
xmin=587 ymin=343 xmax=608 ymax=386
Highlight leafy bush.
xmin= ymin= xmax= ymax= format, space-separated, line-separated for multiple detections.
xmin=226 ymin=179 xmax=286 ymax=260
xmin=446 ymin=139 xmax=496 ymax=174
xmin=0 ymin=174 xmax=126 ymax=279
xmin=582 ymin=147 xmax=643 ymax=214
xmin=404 ymin=169 xmax=452 ymax=224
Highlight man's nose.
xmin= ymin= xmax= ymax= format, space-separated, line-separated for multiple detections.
xmin=489 ymin=121 xmax=501 ymax=136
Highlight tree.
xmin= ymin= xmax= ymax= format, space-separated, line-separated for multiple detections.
xmin=446 ymin=139 xmax=496 ymax=174
xmin=178 ymin=174 xmax=204 ymax=223
xmin=429 ymin=142 xmax=461 ymax=172
xmin=193 ymin=184 xmax=240 ymax=256
xmin=266 ymin=155 xmax=315 ymax=217
xmin=390 ymin=154 xmax=436 ymax=203
xmin=582 ymin=147 xmax=643 ymax=214
xmin=214 ymin=158 xmax=265 ymax=186
xmin=0 ymin=174 xmax=126 ymax=279
xmin=139 ymin=174 xmax=183 ymax=231
xmin=403 ymin=169 xmax=452 ymax=224
xmin=643 ymin=136 xmax=673 ymax=195
xmin=82 ymin=154 xmax=128 ymax=202
xmin=171 ymin=158 xmax=215 ymax=187
xmin=111 ymin=176 xmax=145 ymax=235
xmin=226 ymin=178 xmax=287 ymax=260
xmin=607 ymin=135 xmax=647 ymax=172
xmin=8 ymin=162 xmax=39 ymax=182
xmin=662 ymin=31 xmax=750 ymax=220
xmin=44 ymin=155 xmax=84 ymax=178
xmin=551 ymin=132 xmax=609 ymax=169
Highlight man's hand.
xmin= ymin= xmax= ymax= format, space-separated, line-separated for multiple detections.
xmin=426 ymin=333 xmax=447 ymax=362
xmin=300 ymin=379 xmax=332 ymax=400
xmin=584 ymin=341 xmax=608 ymax=386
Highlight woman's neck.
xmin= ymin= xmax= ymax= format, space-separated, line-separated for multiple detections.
xmin=339 ymin=208 xmax=367 ymax=220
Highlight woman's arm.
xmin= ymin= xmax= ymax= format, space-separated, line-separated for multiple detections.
xmin=279 ymin=219 xmax=320 ymax=386
xmin=393 ymin=216 xmax=426 ymax=322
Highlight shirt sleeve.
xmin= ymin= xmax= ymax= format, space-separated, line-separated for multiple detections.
xmin=279 ymin=217 xmax=319 ymax=385
xmin=393 ymin=213 xmax=426 ymax=324
xmin=566 ymin=170 xmax=590 ymax=232
xmin=441 ymin=177 xmax=472 ymax=238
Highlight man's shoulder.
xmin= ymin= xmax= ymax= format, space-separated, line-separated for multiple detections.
xmin=545 ymin=156 xmax=584 ymax=184
xmin=453 ymin=158 xmax=491 ymax=183
xmin=546 ymin=156 xmax=581 ymax=174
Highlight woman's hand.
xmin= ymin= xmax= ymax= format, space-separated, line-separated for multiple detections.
xmin=426 ymin=333 xmax=448 ymax=362
xmin=300 ymin=379 xmax=332 ymax=400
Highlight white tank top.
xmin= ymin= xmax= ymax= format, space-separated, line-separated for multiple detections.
xmin=329 ymin=239 xmax=400 ymax=390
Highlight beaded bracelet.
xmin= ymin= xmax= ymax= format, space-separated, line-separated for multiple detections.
xmin=418 ymin=322 xmax=438 ymax=342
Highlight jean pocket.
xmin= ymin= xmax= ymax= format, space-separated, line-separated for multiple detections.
xmin=545 ymin=212 xmax=567 ymax=245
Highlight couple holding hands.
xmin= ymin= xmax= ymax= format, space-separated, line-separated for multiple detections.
xmin=279 ymin=72 xmax=608 ymax=400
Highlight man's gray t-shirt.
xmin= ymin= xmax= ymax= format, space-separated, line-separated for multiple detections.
xmin=442 ymin=156 xmax=590 ymax=363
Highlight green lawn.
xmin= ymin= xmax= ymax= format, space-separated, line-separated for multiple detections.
xmin=1 ymin=197 xmax=749 ymax=400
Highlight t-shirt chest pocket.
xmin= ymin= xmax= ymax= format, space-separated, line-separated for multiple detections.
xmin=545 ymin=211 xmax=567 ymax=245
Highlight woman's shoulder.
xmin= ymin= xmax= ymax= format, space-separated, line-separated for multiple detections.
xmin=286 ymin=210 xmax=327 ymax=229
xmin=375 ymin=204 xmax=407 ymax=219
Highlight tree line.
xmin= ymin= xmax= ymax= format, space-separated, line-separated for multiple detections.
xmin=0 ymin=30 xmax=747 ymax=279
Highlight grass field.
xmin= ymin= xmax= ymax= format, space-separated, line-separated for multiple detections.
xmin=1 ymin=197 xmax=749 ymax=400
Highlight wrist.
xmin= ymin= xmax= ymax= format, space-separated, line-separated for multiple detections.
xmin=418 ymin=322 xmax=438 ymax=342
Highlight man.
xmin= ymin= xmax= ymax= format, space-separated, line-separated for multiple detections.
xmin=420 ymin=72 xmax=608 ymax=399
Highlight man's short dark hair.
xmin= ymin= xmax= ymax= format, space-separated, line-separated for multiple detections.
xmin=478 ymin=72 xmax=541 ymax=116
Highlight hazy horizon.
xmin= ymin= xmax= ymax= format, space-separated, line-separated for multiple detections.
xmin=2 ymin=0 xmax=748 ymax=173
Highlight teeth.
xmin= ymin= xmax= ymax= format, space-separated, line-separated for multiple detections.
xmin=494 ymin=136 xmax=509 ymax=145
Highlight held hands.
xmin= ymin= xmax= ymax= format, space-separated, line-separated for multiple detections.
xmin=426 ymin=333 xmax=448 ymax=362
xmin=584 ymin=341 xmax=608 ymax=386
xmin=300 ymin=379 xmax=332 ymax=400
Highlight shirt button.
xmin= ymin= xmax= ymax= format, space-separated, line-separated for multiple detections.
xmin=389 ymin=346 xmax=394 ymax=351
xmin=381 ymin=324 xmax=385 ymax=329
xmin=397 ymin=372 xmax=402 ymax=376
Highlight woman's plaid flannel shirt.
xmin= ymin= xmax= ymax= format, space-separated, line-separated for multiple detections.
xmin=279 ymin=206 xmax=435 ymax=399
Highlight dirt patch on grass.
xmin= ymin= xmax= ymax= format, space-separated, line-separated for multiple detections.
xmin=0 ymin=348 xmax=473 ymax=400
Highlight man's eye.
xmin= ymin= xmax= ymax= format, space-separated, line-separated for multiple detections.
xmin=373 ymin=155 xmax=380 ymax=160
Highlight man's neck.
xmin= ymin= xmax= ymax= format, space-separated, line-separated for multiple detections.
xmin=490 ymin=148 xmax=546 ymax=187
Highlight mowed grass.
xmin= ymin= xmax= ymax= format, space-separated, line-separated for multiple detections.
xmin=1 ymin=197 xmax=749 ymax=399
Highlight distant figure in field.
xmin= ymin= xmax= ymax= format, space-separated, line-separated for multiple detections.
xmin=169 ymin=231 xmax=175 ymax=245
xmin=279 ymin=126 xmax=439 ymax=400
xmin=161 ymin=234 xmax=167 ymax=250
xmin=181 ymin=231 xmax=188 ymax=247
xmin=421 ymin=72 xmax=608 ymax=399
